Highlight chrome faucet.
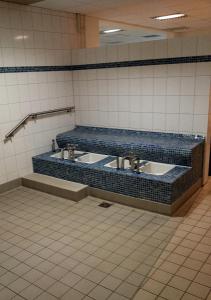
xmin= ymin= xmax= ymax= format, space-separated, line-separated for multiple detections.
xmin=121 ymin=152 xmax=135 ymax=170
xmin=120 ymin=152 xmax=140 ymax=173
xmin=116 ymin=156 xmax=120 ymax=169
xmin=60 ymin=144 xmax=77 ymax=160
xmin=66 ymin=144 xmax=77 ymax=160
xmin=131 ymin=157 xmax=140 ymax=173
xmin=60 ymin=148 xmax=65 ymax=159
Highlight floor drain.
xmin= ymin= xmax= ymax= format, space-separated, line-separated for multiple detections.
xmin=98 ymin=202 xmax=113 ymax=208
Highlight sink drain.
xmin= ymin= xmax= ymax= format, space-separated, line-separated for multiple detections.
xmin=98 ymin=202 xmax=113 ymax=208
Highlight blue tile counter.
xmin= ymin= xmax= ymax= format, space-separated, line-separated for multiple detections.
xmin=33 ymin=151 xmax=192 ymax=205
xmin=32 ymin=126 xmax=204 ymax=212
xmin=56 ymin=126 xmax=204 ymax=166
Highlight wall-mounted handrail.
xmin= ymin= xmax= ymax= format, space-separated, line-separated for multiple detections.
xmin=4 ymin=106 xmax=75 ymax=143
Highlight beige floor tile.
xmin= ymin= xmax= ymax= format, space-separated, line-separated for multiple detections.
xmin=107 ymin=292 xmax=128 ymax=300
xmin=100 ymin=275 xmax=122 ymax=291
xmin=97 ymin=261 xmax=117 ymax=274
xmin=23 ymin=269 xmax=43 ymax=283
xmin=72 ymin=263 xmax=92 ymax=276
xmin=84 ymin=255 xmax=102 ymax=268
xmin=176 ymin=266 xmax=197 ymax=281
xmin=37 ymin=248 xmax=54 ymax=259
xmin=34 ymin=274 xmax=56 ymax=290
xmin=181 ymin=293 xmax=201 ymax=300
xmin=190 ymin=250 xmax=209 ymax=262
xmin=13 ymin=295 xmax=26 ymax=300
xmin=151 ymin=269 xmax=172 ymax=284
xmin=61 ymin=288 xmax=84 ymax=300
xmin=206 ymin=292 xmax=211 ymax=300
xmin=187 ymin=282 xmax=210 ymax=299
xmin=183 ymin=258 xmax=204 ymax=271
xmin=120 ymin=258 xmax=140 ymax=271
xmin=133 ymin=289 xmax=157 ymax=300
xmin=160 ymin=285 xmax=184 ymax=300
xmin=74 ymin=278 xmax=96 ymax=294
xmin=8 ymin=277 xmax=30 ymax=293
xmin=168 ymin=276 xmax=191 ymax=292
xmin=200 ymin=263 xmax=211 ymax=275
xmin=47 ymin=265 xmax=68 ymax=280
xmin=20 ymin=284 xmax=43 ymax=300
xmin=159 ymin=261 xmax=180 ymax=274
xmin=194 ymin=272 xmax=211 ymax=288
xmin=89 ymin=285 xmax=112 ymax=300
xmin=86 ymin=269 xmax=107 ymax=284
xmin=1 ymin=186 xmax=211 ymax=300
xmin=0 ymin=287 xmax=16 ymax=300
xmin=35 ymin=291 xmax=57 ymax=300
xmin=61 ymin=272 xmax=81 ymax=287
xmin=0 ymin=272 xmax=18 ymax=286
xmin=111 ymin=266 xmax=131 ymax=280
xmin=167 ymin=253 xmax=186 ymax=265
xmin=35 ymin=260 xmax=55 ymax=273
xmin=106 ymin=253 xmax=125 ymax=265
xmin=47 ymin=281 xmax=69 ymax=298
xmin=116 ymin=282 xmax=138 ymax=298
xmin=126 ymin=272 xmax=145 ymax=287
xmin=143 ymin=278 xmax=165 ymax=295
xmin=11 ymin=263 xmax=31 ymax=276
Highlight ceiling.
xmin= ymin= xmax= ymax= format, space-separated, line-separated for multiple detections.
xmin=33 ymin=0 xmax=211 ymax=33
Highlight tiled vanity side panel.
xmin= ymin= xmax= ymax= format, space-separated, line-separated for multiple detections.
xmin=188 ymin=143 xmax=204 ymax=185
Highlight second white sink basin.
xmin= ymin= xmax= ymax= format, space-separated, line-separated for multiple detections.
xmin=105 ymin=158 xmax=144 ymax=169
xmin=105 ymin=158 xmax=130 ymax=169
xmin=51 ymin=150 xmax=85 ymax=159
xmin=139 ymin=161 xmax=175 ymax=175
xmin=76 ymin=153 xmax=108 ymax=164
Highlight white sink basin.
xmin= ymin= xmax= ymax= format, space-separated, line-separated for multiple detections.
xmin=105 ymin=158 xmax=144 ymax=169
xmin=75 ymin=153 xmax=108 ymax=164
xmin=105 ymin=158 xmax=130 ymax=169
xmin=139 ymin=161 xmax=175 ymax=175
xmin=51 ymin=150 xmax=85 ymax=159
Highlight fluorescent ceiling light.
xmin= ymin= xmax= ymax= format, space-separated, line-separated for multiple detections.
xmin=15 ymin=35 xmax=28 ymax=40
xmin=103 ymin=29 xmax=121 ymax=34
xmin=153 ymin=13 xmax=186 ymax=20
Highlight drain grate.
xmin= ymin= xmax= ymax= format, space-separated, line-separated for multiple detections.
xmin=98 ymin=202 xmax=113 ymax=208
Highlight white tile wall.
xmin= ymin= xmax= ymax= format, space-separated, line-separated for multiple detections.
xmin=0 ymin=1 xmax=78 ymax=184
xmin=0 ymin=0 xmax=211 ymax=185
xmin=73 ymin=36 xmax=211 ymax=138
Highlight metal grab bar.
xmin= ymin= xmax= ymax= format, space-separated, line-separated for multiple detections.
xmin=4 ymin=106 xmax=75 ymax=143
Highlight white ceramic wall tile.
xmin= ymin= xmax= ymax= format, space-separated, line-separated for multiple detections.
xmin=179 ymin=114 xmax=193 ymax=133
xmin=180 ymin=96 xmax=194 ymax=114
xmin=0 ymin=1 xmax=78 ymax=184
xmin=153 ymin=113 xmax=166 ymax=131
xmin=74 ymin=37 xmax=211 ymax=137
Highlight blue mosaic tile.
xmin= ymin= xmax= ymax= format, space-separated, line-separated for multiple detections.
xmin=33 ymin=151 xmax=192 ymax=204
xmin=56 ymin=126 xmax=204 ymax=166
xmin=32 ymin=126 xmax=204 ymax=205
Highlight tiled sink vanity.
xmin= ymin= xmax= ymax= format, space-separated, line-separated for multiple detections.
xmin=33 ymin=126 xmax=204 ymax=215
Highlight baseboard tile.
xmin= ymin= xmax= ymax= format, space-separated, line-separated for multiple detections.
xmin=0 ymin=178 xmax=22 ymax=194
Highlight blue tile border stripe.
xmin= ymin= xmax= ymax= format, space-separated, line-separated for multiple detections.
xmin=70 ymin=55 xmax=211 ymax=70
xmin=0 ymin=65 xmax=71 ymax=73
xmin=0 ymin=55 xmax=211 ymax=73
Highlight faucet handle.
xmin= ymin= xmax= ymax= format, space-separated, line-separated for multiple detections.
xmin=70 ymin=144 xmax=78 ymax=150
xmin=128 ymin=151 xmax=134 ymax=157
